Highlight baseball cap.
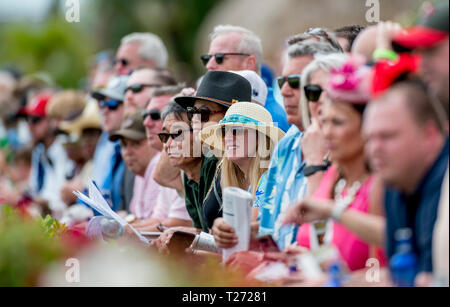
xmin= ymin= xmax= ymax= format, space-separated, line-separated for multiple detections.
xmin=394 ymin=1 xmax=449 ymax=50
xmin=91 ymin=75 xmax=129 ymax=102
xmin=25 ymin=93 xmax=52 ymax=118
xmin=109 ymin=111 xmax=146 ymax=142
xmin=229 ymin=70 xmax=268 ymax=106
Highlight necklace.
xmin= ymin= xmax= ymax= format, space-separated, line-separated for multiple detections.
xmin=311 ymin=177 xmax=364 ymax=249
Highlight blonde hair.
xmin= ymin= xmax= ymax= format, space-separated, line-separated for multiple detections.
xmin=300 ymin=53 xmax=347 ymax=129
xmin=217 ymin=133 xmax=273 ymax=201
xmin=46 ymin=90 xmax=86 ymax=120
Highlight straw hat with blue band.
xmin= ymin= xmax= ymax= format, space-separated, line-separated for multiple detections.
xmin=200 ymin=101 xmax=285 ymax=152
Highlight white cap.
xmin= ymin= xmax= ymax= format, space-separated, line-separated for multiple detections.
xmin=229 ymin=70 xmax=267 ymax=106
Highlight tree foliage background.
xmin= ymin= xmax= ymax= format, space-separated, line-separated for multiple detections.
xmin=0 ymin=0 xmax=221 ymax=88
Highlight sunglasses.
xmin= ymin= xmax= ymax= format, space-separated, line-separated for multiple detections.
xmin=113 ymin=58 xmax=129 ymax=67
xmin=200 ymin=53 xmax=250 ymax=66
xmin=27 ymin=116 xmax=44 ymax=124
xmin=125 ymin=83 xmax=162 ymax=94
xmin=221 ymin=126 xmax=246 ymax=137
xmin=277 ymin=74 xmax=301 ymax=89
xmin=158 ymin=128 xmax=193 ymax=144
xmin=142 ymin=109 xmax=161 ymax=121
xmin=99 ymin=99 xmax=123 ymax=111
xmin=186 ymin=106 xmax=225 ymax=122
xmin=304 ymin=85 xmax=323 ymax=102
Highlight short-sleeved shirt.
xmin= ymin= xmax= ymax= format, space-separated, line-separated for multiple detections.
xmin=385 ymin=139 xmax=449 ymax=274
xmin=183 ymin=155 xmax=218 ymax=231
xmin=258 ymin=125 xmax=308 ymax=250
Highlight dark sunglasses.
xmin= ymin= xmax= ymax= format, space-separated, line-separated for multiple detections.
xmin=221 ymin=126 xmax=246 ymax=137
xmin=27 ymin=116 xmax=44 ymax=124
xmin=113 ymin=58 xmax=129 ymax=67
xmin=142 ymin=109 xmax=161 ymax=121
xmin=304 ymin=85 xmax=323 ymax=102
xmin=277 ymin=74 xmax=301 ymax=89
xmin=186 ymin=106 xmax=225 ymax=123
xmin=200 ymin=53 xmax=250 ymax=66
xmin=125 ymin=83 xmax=161 ymax=94
xmin=99 ymin=99 xmax=123 ymax=111
xmin=158 ymin=129 xmax=193 ymax=144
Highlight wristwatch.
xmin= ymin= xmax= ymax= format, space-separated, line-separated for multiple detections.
xmin=303 ymin=159 xmax=331 ymax=177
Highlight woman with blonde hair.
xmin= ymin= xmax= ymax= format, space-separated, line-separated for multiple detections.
xmin=199 ymin=102 xmax=284 ymax=245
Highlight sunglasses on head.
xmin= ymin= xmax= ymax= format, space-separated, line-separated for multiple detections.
xmin=186 ymin=106 xmax=225 ymax=122
xmin=98 ymin=99 xmax=123 ymax=111
xmin=304 ymin=85 xmax=323 ymax=102
xmin=158 ymin=128 xmax=193 ymax=144
xmin=142 ymin=109 xmax=161 ymax=121
xmin=200 ymin=53 xmax=250 ymax=66
xmin=27 ymin=116 xmax=44 ymax=124
xmin=113 ymin=58 xmax=129 ymax=67
xmin=277 ymin=74 xmax=301 ymax=89
xmin=125 ymin=83 xmax=161 ymax=94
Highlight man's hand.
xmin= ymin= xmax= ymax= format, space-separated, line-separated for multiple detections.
xmin=282 ymin=198 xmax=333 ymax=226
xmin=212 ymin=218 xmax=238 ymax=249
xmin=151 ymin=226 xmax=198 ymax=254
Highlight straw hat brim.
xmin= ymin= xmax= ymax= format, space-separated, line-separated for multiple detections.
xmin=200 ymin=121 xmax=285 ymax=152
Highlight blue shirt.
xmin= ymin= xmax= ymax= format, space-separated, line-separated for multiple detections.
xmin=264 ymin=87 xmax=291 ymax=133
xmin=385 ymin=138 xmax=449 ymax=274
xmin=90 ymin=132 xmax=125 ymax=212
xmin=258 ymin=125 xmax=308 ymax=250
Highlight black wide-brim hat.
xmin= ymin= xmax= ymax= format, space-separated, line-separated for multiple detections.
xmin=175 ymin=71 xmax=252 ymax=109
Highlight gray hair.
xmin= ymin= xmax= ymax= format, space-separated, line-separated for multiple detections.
xmin=300 ymin=53 xmax=348 ymax=129
xmin=152 ymin=84 xmax=185 ymax=98
xmin=287 ymin=41 xmax=341 ymax=60
xmin=121 ymin=32 xmax=169 ymax=68
xmin=161 ymin=101 xmax=188 ymax=122
xmin=210 ymin=25 xmax=263 ymax=72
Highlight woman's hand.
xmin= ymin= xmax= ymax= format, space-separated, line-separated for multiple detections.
xmin=212 ymin=218 xmax=238 ymax=249
xmin=283 ymin=198 xmax=334 ymax=226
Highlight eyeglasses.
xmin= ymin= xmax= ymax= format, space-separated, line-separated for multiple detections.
xmin=142 ymin=109 xmax=161 ymax=121
xmin=113 ymin=58 xmax=129 ymax=67
xmin=221 ymin=126 xmax=246 ymax=137
xmin=125 ymin=83 xmax=162 ymax=94
xmin=200 ymin=53 xmax=250 ymax=66
xmin=98 ymin=99 xmax=123 ymax=111
xmin=27 ymin=116 xmax=44 ymax=124
xmin=277 ymin=74 xmax=301 ymax=89
xmin=304 ymin=85 xmax=323 ymax=102
xmin=158 ymin=129 xmax=193 ymax=144
xmin=186 ymin=106 xmax=225 ymax=122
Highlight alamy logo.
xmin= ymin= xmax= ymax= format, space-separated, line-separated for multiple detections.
xmin=65 ymin=0 xmax=80 ymax=23
xmin=65 ymin=258 xmax=80 ymax=283
xmin=365 ymin=258 xmax=380 ymax=283
xmin=366 ymin=0 xmax=380 ymax=23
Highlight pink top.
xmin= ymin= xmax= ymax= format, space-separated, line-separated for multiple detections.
xmin=129 ymin=152 xmax=162 ymax=219
xmin=152 ymin=186 xmax=191 ymax=221
xmin=129 ymin=152 xmax=191 ymax=222
xmin=297 ymin=165 xmax=384 ymax=271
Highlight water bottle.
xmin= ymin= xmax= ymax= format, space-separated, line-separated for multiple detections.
xmin=324 ymin=260 xmax=342 ymax=287
xmin=390 ymin=228 xmax=418 ymax=287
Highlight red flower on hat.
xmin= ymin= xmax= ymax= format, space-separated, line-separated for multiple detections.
xmin=371 ymin=53 xmax=421 ymax=97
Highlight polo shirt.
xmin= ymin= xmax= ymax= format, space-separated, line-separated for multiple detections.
xmin=183 ymin=155 xmax=218 ymax=231
xmin=385 ymin=138 xmax=449 ymax=274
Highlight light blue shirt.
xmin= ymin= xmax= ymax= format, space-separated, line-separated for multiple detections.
xmin=258 ymin=125 xmax=307 ymax=250
xmin=90 ymin=132 xmax=124 ymax=211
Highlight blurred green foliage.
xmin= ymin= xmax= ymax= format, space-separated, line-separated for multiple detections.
xmin=0 ymin=206 xmax=64 ymax=286
xmin=0 ymin=0 xmax=221 ymax=88
xmin=0 ymin=17 xmax=93 ymax=88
